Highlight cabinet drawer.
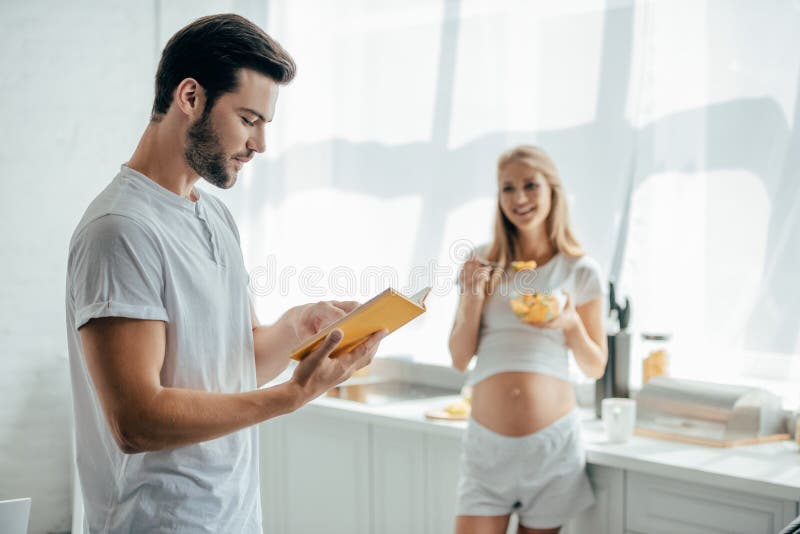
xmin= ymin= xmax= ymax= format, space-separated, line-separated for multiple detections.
xmin=626 ymin=472 xmax=794 ymax=534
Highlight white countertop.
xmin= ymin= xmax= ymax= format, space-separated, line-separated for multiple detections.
xmin=303 ymin=393 xmax=800 ymax=502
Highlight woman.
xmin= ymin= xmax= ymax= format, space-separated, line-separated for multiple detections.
xmin=449 ymin=145 xmax=607 ymax=534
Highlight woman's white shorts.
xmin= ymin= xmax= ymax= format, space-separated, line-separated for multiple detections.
xmin=455 ymin=409 xmax=595 ymax=529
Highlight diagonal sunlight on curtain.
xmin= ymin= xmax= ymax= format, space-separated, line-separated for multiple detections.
xmin=228 ymin=0 xmax=615 ymax=365
xmin=618 ymin=0 xmax=800 ymax=403
xmin=217 ymin=0 xmax=800 ymax=400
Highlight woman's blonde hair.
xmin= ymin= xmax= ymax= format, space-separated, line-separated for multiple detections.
xmin=485 ymin=145 xmax=583 ymax=291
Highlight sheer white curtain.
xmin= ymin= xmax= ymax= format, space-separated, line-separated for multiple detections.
xmin=617 ymin=0 xmax=800 ymax=404
xmin=220 ymin=0 xmax=627 ymax=363
xmin=218 ymin=0 xmax=800 ymax=399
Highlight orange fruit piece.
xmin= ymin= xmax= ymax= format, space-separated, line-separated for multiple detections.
xmin=510 ymin=292 xmax=560 ymax=324
xmin=511 ymin=260 xmax=538 ymax=272
xmin=510 ymin=298 xmax=530 ymax=317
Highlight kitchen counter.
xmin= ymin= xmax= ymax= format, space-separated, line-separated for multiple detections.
xmin=302 ymin=391 xmax=800 ymax=502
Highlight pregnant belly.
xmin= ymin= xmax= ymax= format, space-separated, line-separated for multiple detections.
xmin=470 ymin=371 xmax=576 ymax=436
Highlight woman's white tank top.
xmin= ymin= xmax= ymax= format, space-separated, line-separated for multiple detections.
xmin=466 ymin=246 xmax=605 ymax=386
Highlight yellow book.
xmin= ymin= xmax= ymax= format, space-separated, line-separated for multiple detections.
xmin=289 ymin=287 xmax=432 ymax=361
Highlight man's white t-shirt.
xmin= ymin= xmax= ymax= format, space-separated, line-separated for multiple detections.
xmin=66 ymin=165 xmax=261 ymax=533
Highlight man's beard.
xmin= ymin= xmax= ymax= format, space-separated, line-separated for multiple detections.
xmin=184 ymin=110 xmax=233 ymax=189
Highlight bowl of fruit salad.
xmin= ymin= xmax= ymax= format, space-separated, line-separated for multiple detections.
xmin=509 ymin=290 xmax=566 ymax=325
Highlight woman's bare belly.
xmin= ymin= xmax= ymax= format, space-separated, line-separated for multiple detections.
xmin=470 ymin=372 xmax=576 ymax=437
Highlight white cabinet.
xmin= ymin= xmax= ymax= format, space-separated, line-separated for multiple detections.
xmin=258 ymin=417 xmax=285 ymax=534
xmin=425 ymin=434 xmax=462 ymax=534
xmin=260 ymin=411 xmax=371 ymax=534
xmin=261 ymin=410 xmax=464 ymax=534
xmin=565 ymin=464 xmax=625 ymax=534
xmin=626 ymin=472 xmax=798 ymax=534
xmin=371 ymin=426 xmax=426 ymax=534
xmin=261 ymin=409 xmax=799 ymax=534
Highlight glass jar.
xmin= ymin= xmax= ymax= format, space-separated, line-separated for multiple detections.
xmin=641 ymin=332 xmax=671 ymax=384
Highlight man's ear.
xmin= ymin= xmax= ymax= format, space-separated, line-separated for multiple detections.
xmin=173 ymin=78 xmax=207 ymax=119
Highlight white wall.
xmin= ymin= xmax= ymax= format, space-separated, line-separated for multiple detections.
xmin=0 ymin=1 xmax=250 ymax=531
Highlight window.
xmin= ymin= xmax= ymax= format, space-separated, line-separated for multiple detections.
xmin=218 ymin=1 xmax=800 ymax=406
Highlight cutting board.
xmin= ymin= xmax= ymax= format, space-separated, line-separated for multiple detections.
xmin=635 ymin=427 xmax=790 ymax=448
xmin=424 ymin=408 xmax=469 ymax=421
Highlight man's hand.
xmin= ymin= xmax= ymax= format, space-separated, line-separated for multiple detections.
xmin=290 ymin=328 xmax=388 ymax=403
xmin=292 ymin=301 xmax=359 ymax=342
xmin=251 ymin=299 xmax=361 ymax=387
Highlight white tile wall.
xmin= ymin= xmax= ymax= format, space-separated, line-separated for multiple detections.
xmin=0 ymin=1 xmax=258 ymax=531
xmin=0 ymin=1 xmax=156 ymax=530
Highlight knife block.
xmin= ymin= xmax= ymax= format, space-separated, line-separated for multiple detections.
xmin=595 ymin=330 xmax=632 ymax=418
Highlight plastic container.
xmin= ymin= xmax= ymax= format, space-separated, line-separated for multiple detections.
xmin=641 ymin=332 xmax=671 ymax=384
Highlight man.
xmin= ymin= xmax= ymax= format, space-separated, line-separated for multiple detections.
xmin=66 ymin=14 xmax=386 ymax=533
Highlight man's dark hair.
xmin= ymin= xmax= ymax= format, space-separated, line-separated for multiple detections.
xmin=151 ymin=14 xmax=296 ymax=121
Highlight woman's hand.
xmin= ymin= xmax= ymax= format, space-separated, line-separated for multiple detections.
xmin=532 ymin=291 xmax=580 ymax=334
xmin=450 ymin=258 xmax=494 ymax=371
xmin=460 ymin=259 xmax=494 ymax=301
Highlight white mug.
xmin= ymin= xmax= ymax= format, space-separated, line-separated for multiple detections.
xmin=601 ymin=398 xmax=637 ymax=444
